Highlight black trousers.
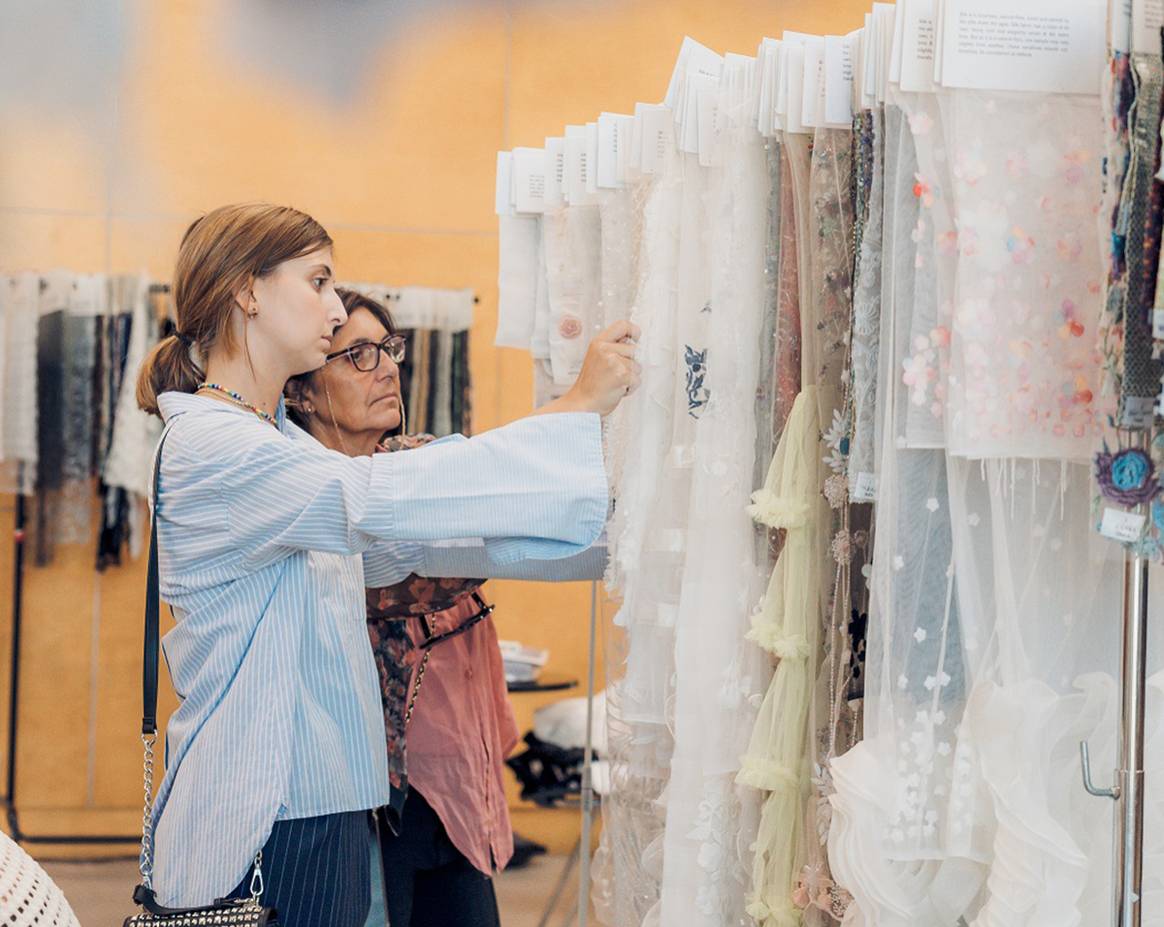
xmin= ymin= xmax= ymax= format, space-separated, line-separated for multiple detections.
xmin=228 ymin=810 xmax=372 ymax=927
xmin=379 ymin=789 xmax=501 ymax=927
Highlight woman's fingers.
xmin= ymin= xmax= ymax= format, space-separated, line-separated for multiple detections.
xmin=596 ymin=319 xmax=640 ymax=344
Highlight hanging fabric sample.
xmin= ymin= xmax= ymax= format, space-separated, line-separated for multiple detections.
xmin=0 ymin=273 xmax=40 ymax=495
xmin=848 ymin=107 xmax=885 ymax=496
xmin=496 ymin=213 xmax=541 ymax=351
xmin=659 ymin=55 xmax=771 ymax=927
xmin=594 ymin=105 xmax=684 ymax=927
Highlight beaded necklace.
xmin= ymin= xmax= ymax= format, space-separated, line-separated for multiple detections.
xmin=196 ymin=382 xmax=277 ymax=427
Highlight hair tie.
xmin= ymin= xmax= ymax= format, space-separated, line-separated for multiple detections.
xmin=176 ymin=331 xmax=194 ymax=347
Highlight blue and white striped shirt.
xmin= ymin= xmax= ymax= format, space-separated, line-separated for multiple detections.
xmin=150 ymin=392 xmax=607 ymax=906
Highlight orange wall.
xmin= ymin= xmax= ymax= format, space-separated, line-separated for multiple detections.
xmin=0 ymin=0 xmax=877 ymax=857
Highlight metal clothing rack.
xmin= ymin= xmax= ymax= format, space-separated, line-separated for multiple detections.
xmin=1081 ymin=430 xmax=1152 ymax=927
xmin=533 ymin=580 xmax=601 ymax=927
xmin=4 ymin=464 xmax=140 ymax=846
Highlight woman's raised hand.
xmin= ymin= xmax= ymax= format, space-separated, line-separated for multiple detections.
xmin=563 ymin=320 xmax=642 ymax=416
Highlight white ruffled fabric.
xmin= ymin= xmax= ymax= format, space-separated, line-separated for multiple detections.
xmin=0 ymin=832 xmax=81 ymax=926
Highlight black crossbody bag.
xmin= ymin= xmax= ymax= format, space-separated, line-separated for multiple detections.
xmin=123 ymin=429 xmax=277 ymax=926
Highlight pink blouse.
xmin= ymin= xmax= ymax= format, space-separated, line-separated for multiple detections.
xmin=404 ymin=592 xmax=519 ymax=875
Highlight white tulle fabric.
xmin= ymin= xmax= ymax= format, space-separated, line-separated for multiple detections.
xmin=827 ymin=87 xmax=1129 ymax=927
xmin=660 ymin=58 xmax=771 ymax=927
xmin=597 ymin=56 xmax=774 ymax=927
xmin=594 ymin=96 xmax=684 ymax=927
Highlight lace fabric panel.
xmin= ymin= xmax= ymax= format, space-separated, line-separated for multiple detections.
xmin=783 ymin=133 xmax=816 ymax=391
xmin=827 ymin=96 xmax=987 ymax=923
xmin=660 ymin=70 xmax=772 ymax=926
xmin=544 ymin=203 xmax=603 ymax=387
xmin=897 ymin=94 xmax=952 ymax=450
xmin=831 ymin=85 xmax=1128 ymax=927
xmin=532 ymin=219 xmax=552 ymax=362
xmin=806 ymin=127 xmax=854 ymax=427
xmin=774 ymin=145 xmax=805 ymax=443
xmin=755 ymin=141 xmax=783 ymax=496
xmin=596 ymin=122 xmax=684 ymax=927
xmin=802 ymin=125 xmax=862 ymax=927
xmin=876 ymin=104 xmax=923 ymax=455
xmin=848 ymin=108 xmax=885 ymax=492
xmin=937 ymin=90 xmax=1108 ymax=460
xmin=599 ymin=183 xmax=646 ymax=534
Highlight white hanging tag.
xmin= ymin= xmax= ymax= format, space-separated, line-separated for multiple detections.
xmin=1122 ymin=396 xmax=1156 ymax=429
xmin=1152 ymin=307 xmax=1164 ymax=339
xmin=639 ymin=104 xmax=672 ymax=174
xmin=890 ymin=0 xmax=908 ymax=86
xmin=825 ymin=34 xmax=855 ymax=126
xmin=512 ymin=147 xmax=547 ymax=215
xmin=757 ymin=38 xmax=778 ymax=136
xmin=564 ymin=125 xmax=596 ymax=205
xmin=696 ymin=84 xmax=720 ymax=167
xmin=1132 ymin=0 xmax=1164 ymax=56
xmin=544 ymin=137 xmax=565 ymax=208
xmin=801 ymin=37 xmax=826 ymax=129
xmin=1112 ymin=0 xmax=1133 ymax=54
xmin=1100 ymin=508 xmax=1147 ymax=544
xmin=936 ymin=0 xmax=1104 ymax=95
xmin=862 ymin=13 xmax=877 ymax=108
xmin=784 ymin=44 xmax=809 ymax=134
xmin=853 ymin=471 xmax=878 ymax=502
xmin=597 ymin=113 xmax=633 ymax=188
xmin=585 ymin=122 xmax=600 ymax=195
xmin=900 ymin=0 xmax=937 ymax=94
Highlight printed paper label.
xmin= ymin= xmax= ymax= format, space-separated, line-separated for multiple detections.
xmin=1122 ymin=395 xmax=1156 ymax=429
xmin=901 ymin=0 xmax=938 ymax=93
xmin=1101 ymin=508 xmax=1147 ymax=543
xmin=938 ymin=0 xmax=1104 ymax=95
xmin=853 ymin=471 xmax=878 ymax=502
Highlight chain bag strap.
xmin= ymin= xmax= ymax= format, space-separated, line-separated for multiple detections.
xmin=123 ymin=425 xmax=277 ymax=927
xmin=403 ymin=592 xmax=493 ymax=728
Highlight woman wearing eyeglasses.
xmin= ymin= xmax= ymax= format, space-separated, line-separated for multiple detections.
xmin=286 ymin=289 xmax=575 ymax=926
xmin=136 ymin=203 xmax=637 ymax=926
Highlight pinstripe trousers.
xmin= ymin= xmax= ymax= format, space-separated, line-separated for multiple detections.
xmin=227 ymin=811 xmax=373 ymax=926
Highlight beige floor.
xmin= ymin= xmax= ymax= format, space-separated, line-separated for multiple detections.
xmin=45 ymin=854 xmax=587 ymax=927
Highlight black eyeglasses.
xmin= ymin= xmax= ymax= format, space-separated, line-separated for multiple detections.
xmin=324 ymin=334 xmax=407 ymax=372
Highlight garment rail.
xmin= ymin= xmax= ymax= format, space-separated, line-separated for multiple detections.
xmin=1081 ymin=433 xmax=1150 ymax=927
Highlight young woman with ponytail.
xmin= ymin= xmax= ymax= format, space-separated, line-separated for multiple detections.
xmin=137 ymin=203 xmax=638 ymax=926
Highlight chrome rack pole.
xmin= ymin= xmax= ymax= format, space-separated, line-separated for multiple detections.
xmin=577 ymin=580 xmax=598 ymax=927
xmin=1115 ymin=534 xmax=1149 ymax=927
xmin=1081 ymin=430 xmax=1150 ymax=927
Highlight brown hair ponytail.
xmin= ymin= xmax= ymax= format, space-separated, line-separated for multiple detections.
xmin=136 ymin=203 xmax=333 ymax=417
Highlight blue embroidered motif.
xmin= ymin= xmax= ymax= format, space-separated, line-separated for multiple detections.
xmin=685 ymin=345 xmax=709 ymax=418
